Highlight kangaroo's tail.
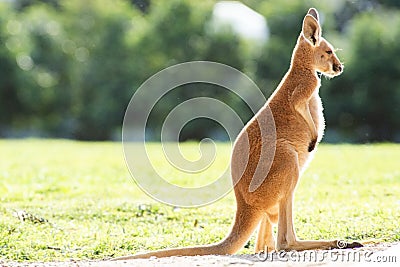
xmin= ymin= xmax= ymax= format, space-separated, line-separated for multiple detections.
xmin=112 ymin=204 xmax=261 ymax=260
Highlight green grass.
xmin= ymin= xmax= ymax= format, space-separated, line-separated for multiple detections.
xmin=0 ymin=140 xmax=399 ymax=262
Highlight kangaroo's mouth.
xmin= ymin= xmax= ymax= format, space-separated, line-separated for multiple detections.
xmin=320 ymin=70 xmax=341 ymax=79
xmin=323 ymin=63 xmax=343 ymax=78
xmin=325 ymin=72 xmax=339 ymax=78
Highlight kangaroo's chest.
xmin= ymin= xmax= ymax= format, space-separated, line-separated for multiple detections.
xmin=309 ymin=93 xmax=325 ymax=139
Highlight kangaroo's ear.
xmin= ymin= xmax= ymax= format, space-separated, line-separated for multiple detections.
xmin=302 ymin=14 xmax=321 ymax=46
xmin=307 ymin=8 xmax=319 ymax=22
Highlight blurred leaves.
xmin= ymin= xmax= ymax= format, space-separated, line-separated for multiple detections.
xmin=322 ymin=9 xmax=400 ymax=142
xmin=0 ymin=0 xmax=399 ymax=142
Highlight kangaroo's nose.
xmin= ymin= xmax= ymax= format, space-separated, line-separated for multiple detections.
xmin=333 ymin=64 xmax=342 ymax=72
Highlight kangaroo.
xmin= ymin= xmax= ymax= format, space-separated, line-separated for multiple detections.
xmin=114 ymin=8 xmax=362 ymax=260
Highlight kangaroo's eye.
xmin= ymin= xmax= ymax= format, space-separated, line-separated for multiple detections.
xmin=326 ymin=50 xmax=332 ymax=55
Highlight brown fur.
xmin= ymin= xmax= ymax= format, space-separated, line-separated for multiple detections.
xmin=113 ymin=8 xmax=362 ymax=260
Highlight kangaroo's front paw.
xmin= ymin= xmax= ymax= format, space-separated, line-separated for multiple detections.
xmin=308 ymin=138 xmax=317 ymax=152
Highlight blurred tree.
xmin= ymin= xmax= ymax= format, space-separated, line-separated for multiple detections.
xmin=1 ymin=0 xmax=400 ymax=142
xmin=12 ymin=0 xmax=61 ymax=11
xmin=129 ymin=0 xmax=250 ymax=141
xmin=375 ymin=0 xmax=400 ymax=8
xmin=1 ymin=0 xmax=251 ymax=140
xmin=4 ymin=4 xmax=74 ymax=136
xmin=59 ymin=0 xmax=140 ymax=140
xmin=2 ymin=0 xmax=142 ymax=139
xmin=0 ymin=4 xmax=24 ymax=134
xmin=323 ymin=10 xmax=400 ymax=142
xmin=130 ymin=0 xmax=150 ymax=13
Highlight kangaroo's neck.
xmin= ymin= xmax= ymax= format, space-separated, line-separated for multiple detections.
xmin=284 ymin=37 xmax=320 ymax=93
xmin=287 ymin=66 xmax=320 ymax=88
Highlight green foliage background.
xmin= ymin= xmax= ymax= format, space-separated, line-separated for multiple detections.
xmin=1 ymin=0 xmax=399 ymax=142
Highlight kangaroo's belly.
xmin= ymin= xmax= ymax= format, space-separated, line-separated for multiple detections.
xmin=298 ymin=94 xmax=324 ymax=171
xmin=309 ymin=93 xmax=325 ymax=141
xmin=270 ymin=93 xmax=324 ymax=171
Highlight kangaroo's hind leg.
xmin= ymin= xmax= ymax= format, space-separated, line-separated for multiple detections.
xmin=255 ymin=213 xmax=276 ymax=253
xmin=275 ymin=150 xmax=362 ymax=251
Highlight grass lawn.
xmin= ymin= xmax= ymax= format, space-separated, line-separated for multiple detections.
xmin=0 ymin=139 xmax=399 ymax=262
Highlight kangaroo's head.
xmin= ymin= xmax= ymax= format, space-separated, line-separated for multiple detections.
xmin=298 ymin=8 xmax=343 ymax=78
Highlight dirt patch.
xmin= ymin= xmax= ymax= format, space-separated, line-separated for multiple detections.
xmin=2 ymin=243 xmax=398 ymax=267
